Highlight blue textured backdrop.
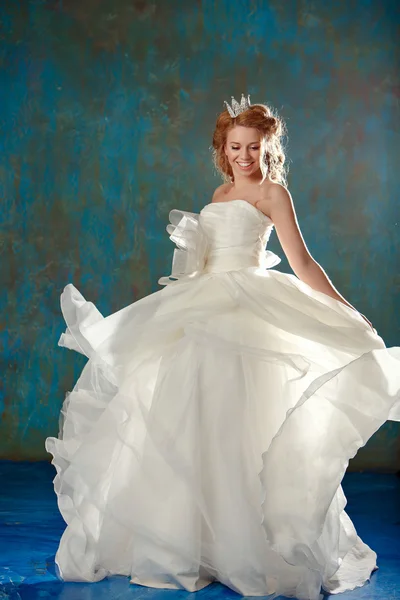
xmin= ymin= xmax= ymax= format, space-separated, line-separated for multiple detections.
xmin=1 ymin=0 xmax=399 ymax=467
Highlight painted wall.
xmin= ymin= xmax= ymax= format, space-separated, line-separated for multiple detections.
xmin=1 ymin=0 xmax=399 ymax=468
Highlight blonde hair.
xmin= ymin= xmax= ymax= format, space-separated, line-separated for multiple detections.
xmin=212 ymin=102 xmax=288 ymax=187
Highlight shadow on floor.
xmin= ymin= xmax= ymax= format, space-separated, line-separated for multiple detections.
xmin=0 ymin=461 xmax=399 ymax=600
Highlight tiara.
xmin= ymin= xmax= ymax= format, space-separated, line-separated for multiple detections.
xmin=224 ymin=93 xmax=252 ymax=118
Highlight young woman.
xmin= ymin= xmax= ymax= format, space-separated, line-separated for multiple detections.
xmin=46 ymin=94 xmax=400 ymax=600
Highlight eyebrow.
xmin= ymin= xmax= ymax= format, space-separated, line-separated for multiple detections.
xmin=229 ymin=141 xmax=260 ymax=144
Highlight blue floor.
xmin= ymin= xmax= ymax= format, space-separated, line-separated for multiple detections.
xmin=0 ymin=461 xmax=399 ymax=600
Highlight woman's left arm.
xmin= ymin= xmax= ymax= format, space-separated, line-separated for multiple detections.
xmin=256 ymin=184 xmax=374 ymax=330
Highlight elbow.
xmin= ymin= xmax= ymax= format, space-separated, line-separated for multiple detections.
xmin=289 ymin=255 xmax=317 ymax=279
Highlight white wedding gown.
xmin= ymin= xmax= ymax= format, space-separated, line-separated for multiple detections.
xmin=45 ymin=199 xmax=400 ymax=600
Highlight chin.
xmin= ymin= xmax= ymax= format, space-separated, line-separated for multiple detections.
xmin=233 ymin=167 xmax=256 ymax=177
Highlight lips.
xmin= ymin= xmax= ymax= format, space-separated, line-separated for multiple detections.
xmin=236 ymin=162 xmax=254 ymax=170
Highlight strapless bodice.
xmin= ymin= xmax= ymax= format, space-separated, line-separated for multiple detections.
xmin=158 ymin=199 xmax=281 ymax=285
xmin=199 ymin=200 xmax=276 ymax=273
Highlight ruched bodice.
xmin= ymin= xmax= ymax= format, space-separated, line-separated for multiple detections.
xmin=158 ymin=199 xmax=281 ymax=285
xmin=199 ymin=200 xmax=276 ymax=273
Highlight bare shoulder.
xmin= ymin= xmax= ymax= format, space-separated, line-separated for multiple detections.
xmin=211 ymin=183 xmax=230 ymax=203
xmin=255 ymin=181 xmax=292 ymax=217
xmin=263 ymin=181 xmax=292 ymax=204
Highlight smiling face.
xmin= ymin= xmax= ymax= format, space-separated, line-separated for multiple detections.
xmin=224 ymin=126 xmax=262 ymax=181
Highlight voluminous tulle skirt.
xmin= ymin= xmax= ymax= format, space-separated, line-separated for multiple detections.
xmin=45 ymin=267 xmax=400 ymax=600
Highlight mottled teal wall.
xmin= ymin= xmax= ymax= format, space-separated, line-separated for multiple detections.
xmin=1 ymin=0 xmax=399 ymax=468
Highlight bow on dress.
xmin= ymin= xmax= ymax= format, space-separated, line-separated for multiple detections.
xmin=158 ymin=210 xmax=209 ymax=286
xmin=158 ymin=209 xmax=281 ymax=286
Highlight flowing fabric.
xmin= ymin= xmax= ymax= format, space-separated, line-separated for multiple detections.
xmin=45 ymin=199 xmax=400 ymax=600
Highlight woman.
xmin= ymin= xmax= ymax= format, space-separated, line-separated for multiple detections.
xmin=46 ymin=94 xmax=400 ymax=600
xmin=212 ymin=96 xmax=374 ymax=330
